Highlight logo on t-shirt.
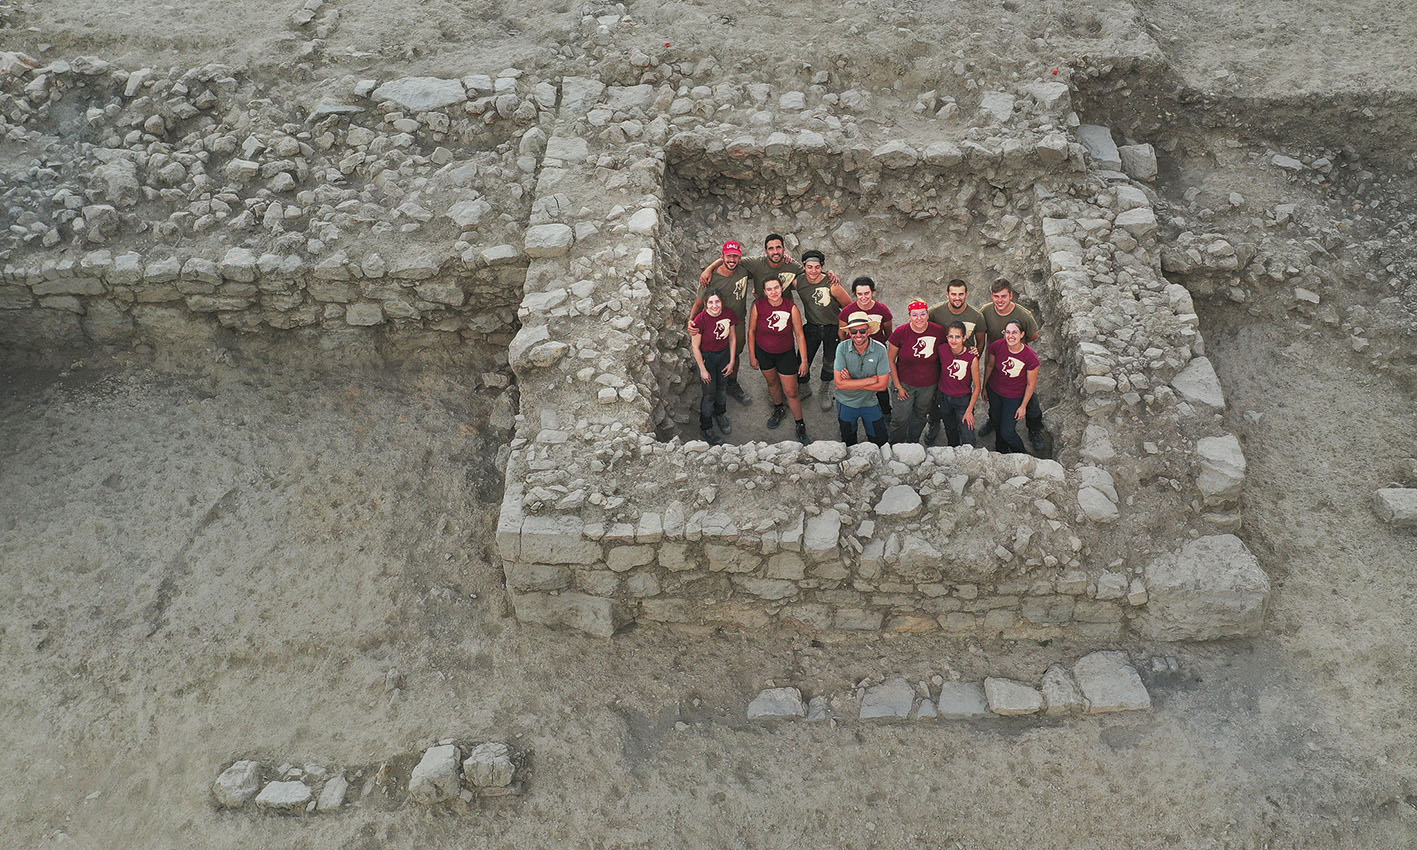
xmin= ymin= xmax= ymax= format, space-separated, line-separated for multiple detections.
xmin=714 ymin=318 xmax=731 ymax=340
xmin=947 ymin=358 xmax=969 ymax=381
xmin=767 ymin=310 xmax=790 ymax=332
xmin=813 ymin=286 xmax=832 ymax=307
xmin=777 ymin=272 xmax=797 ymax=289
xmin=912 ymin=336 xmax=937 ymax=359
xmin=1002 ymin=356 xmax=1025 ymax=378
xmin=733 ymin=279 xmax=747 ymax=300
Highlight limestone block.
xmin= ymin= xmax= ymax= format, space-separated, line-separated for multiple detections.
xmin=1076 ymin=124 xmax=1121 ymax=170
xmin=254 ymin=780 xmax=312 ymax=812
xmin=1373 ymin=488 xmax=1417 ymax=528
xmin=871 ymin=140 xmax=919 ymax=169
xmin=1077 ymin=486 xmax=1119 ymax=523
xmin=463 ymin=742 xmax=514 ymax=788
xmin=408 ymin=745 xmax=461 ymax=803
xmin=806 ymin=441 xmax=848 ymax=463
xmin=607 ymin=544 xmax=655 ymax=572
xmin=1171 ymin=356 xmax=1225 ymax=410
xmin=833 ymin=608 xmax=883 ymax=630
xmin=1118 ymin=143 xmax=1158 ymax=181
xmin=859 ymin=677 xmax=916 ymax=720
xmin=560 ymin=76 xmax=605 ymax=117
xmin=748 ymin=687 xmax=805 ymax=720
xmin=705 ymin=543 xmax=760 ymax=574
xmin=983 ymin=677 xmax=1043 ymax=715
xmin=212 ymin=760 xmax=262 ymax=807
xmin=803 ymin=509 xmax=841 ymax=560
xmin=344 ymin=302 xmax=385 ymax=326
xmin=1041 ymin=664 xmax=1084 ymax=715
xmin=316 ymin=774 xmax=347 ymax=810
xmin=937 ymin=682 xmax=989 ymax=719
xmin=446 ymin=198 xmax=492 ymax=229
xmin=1114 ymin=207 xmax=1157 ymax=238
xmin=1197 ymin=434 xmax=1246 ymax=507
xmin=1136 ymin=534 xmax=1269 ymax=640
xmin=765 ymin=552 xmax=806 ymax=580
xmin=545 ymin=135 xmax=589 ymax=163
xmin=524 ymin=224 xmax=574 ymax=258
xmin=1023 ymin=80 xmax=1070 ymax=111
xmin=1072 ymin=651 xmax=1151 ymax=713
xmin=504 ymin=561 xmax=570 ymax=592
xmin=519 ymin=515 xmax=601 ymax=564
xmin=977 ymin=90 xmax=1015 ymax=122
xmin=32 ymin=276 xmax=104 ymax=296
xmin=510 ymin=590 xmax=628 ymax=637
xmin=874 ymin=484 xmax=922 ymax=518
xmin=373 ymin=77 xmax=466 ymax=111
xmin=606 ymin=84 xmax=654 ymax=111
xmin=922 ymin=141 xmax=964 ymax=166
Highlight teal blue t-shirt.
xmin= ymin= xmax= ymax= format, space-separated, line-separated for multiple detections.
xmin=833 ymin=338 xmax=889 ymax=408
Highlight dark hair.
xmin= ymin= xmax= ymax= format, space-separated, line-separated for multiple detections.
xmin=990 ymin=277 xmax=1015 ymax=295
xmin=947 ymin=278 xmax=968 ymax=292
xmin=764 ymin=232 xmax=786 ymax=248
xmin=852 ymin=276 xmax=876 ymax=293
xmin=947 ymin=321 xmax=967 ymax=335
xmin=1004 ymin=319 xmax=1025 ymax=334
xmin=801 ymin=249 xmax=826 ymax=265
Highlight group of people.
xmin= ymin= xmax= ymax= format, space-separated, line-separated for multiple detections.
xmin=686 ymin=234 xmax=1049 ymax=455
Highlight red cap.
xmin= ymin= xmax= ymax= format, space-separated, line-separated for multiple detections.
xmin=907 ymin=299 xmax=929 ymax=313
xmin=721 ymin=240 xmax=743 ymax=256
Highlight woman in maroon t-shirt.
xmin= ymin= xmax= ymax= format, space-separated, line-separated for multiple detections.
xmin=690 ymin=293 xmax=738 ymax=445
xmin=747 ymin=278 xmax=811 ymax=443
xmin=983 ymin=320 xmax=1041 ymax=454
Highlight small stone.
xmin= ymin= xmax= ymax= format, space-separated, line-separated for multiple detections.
xmin=1171 ymin=356 xmax=1226 ymax=409
xmin=212 ymin=760 xmax=262 ymax=807
xmin=859 ymin=677 xmax=916 ymax=720
xmin=871 ymin=140 xmax=920 ymax=169
xmin=626 ymin=207 xmax=658 ymax=234
xmin=1077 ymin=124 xmax=1121 ymax=170
xmin=524 ymin=224 xmax=574 ymax=258
xmin=936 ymin=682 xmax=989 ymax=719
xmin=747 ymin=687 xmax=806 ymax=720
xmin=983 ymin=677 xmax=1043 ymax=716
xmin=1271 ymin=154 xmax=1305 ymax=171
xmin=805 ymin=695 xmax=830 ymax=722
xmin=1118 ymin=143 xmax=1157 ymax=180
xmin=1197 ymin=434 xmax=1246 ymax=506
xmin=316 ymin=774 xmax=347 ymax=810
xmin=1077 ymin=487 xmax=1119 ymax=523
xmin=1072 ymin=651 xmax=1151 ymax=713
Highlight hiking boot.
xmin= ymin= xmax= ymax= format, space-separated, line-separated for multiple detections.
xmin=797 ymin=381 xmax=813 ymax=400
xmin=727 ymin=382 xmax=752 ymax=405
xmin=795 ymin=421 xmax=810 ymax=445
xmin=702 ymin=427 xmax=723 ymax=446
xmin=715 ymin=413 xmax=732 ymax=435
xmin=1029 ymin=429 xmax=1046 ymax=454
xmin=819 ymin=382 xmax=833 ymax=411
xmin=924 ymin=419 xmax=941 ymax=445
xmin=766 ymin=404 xmax=786 ymax=429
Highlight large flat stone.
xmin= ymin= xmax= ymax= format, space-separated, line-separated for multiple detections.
xmin=518 ymin=515 xmax=601 ymax=564
xmin=1073 ymin=651 xmax=1151 ymax=713
xmin=373 ymin=77 xmax=466 ymax=111
xmin=1041 ymin=664 xmax=1084 ymax=715
xmin=984 ymin=677 xmax=1042 ymax=716
xmin=1172 ymin=356 xmax=1226 ymax=410
xmin=1136 ymin=534 xmax=1270 ymax=640
xmin=1374 ymin=488 xmax=1417 ymax=528
xmin=803 ymin=509 xmax=841 ymax=559
xmin=859 ymin=677 xmax=917 ymax=720
xmin=874 ymin=484 xmax=922 ymax=518
xmin=747 ymin=687 xmax=806 ymax=720
xmin=1077 ymin=124 xmax=1121 ymax=170
xmin=254 ymin=780 xmax=312 ymax=811
xmin=408 ymin=744 xmax=461 ymax=803
xmin=524 ymin=224 xmax=574 ymax=258
xmin=463 ymin=742 xmax=515 ymax=788
xmin=1197 ymin=434 xmax=1246 ymax=507
xmin=212 ymin=760 xmax=262 ymax=807
xmin=936 ymin=682 xmax=989 ymax=719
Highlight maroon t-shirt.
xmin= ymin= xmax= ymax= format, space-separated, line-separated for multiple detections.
xmin=691 ymin=307 xmax=739 ymax=353
xmin=839 ymin=301 xmax=893 ymax=343
xmin=986 ymin=339 xmax=1041 ymax=398
xmin=753 ymin=297 xmax=798 ymax=354
xmin=938 ymin=347 xmax=979 ymax=397
xmin=888 ymin=321 xmax=946 ymax=388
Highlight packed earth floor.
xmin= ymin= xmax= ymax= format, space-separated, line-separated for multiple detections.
xmin=2 ymin=0 xmax=1417 ymax=848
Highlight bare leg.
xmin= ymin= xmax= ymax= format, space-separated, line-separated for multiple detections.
xmin=761 ymin=369 xmax=785 ymax=405
xmin=779 ymin=373 xmax=803 ymax=419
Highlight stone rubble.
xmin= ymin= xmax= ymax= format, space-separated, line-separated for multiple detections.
xmin=1373 ymin=488 xmax=1417 ymax=528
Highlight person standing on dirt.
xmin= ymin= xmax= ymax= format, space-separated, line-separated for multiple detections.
xmin=833 ymin=311 xmax=890 ymax=446
xmin=982 ymin=319 xmax=1043 ymax=454
xmin=936 ymin=321 xmax=982 ymax=447
xmin=746 ymin=277 xmax=812 ymax=445
xmin=689 ymin=292 xmax=739 ymax=446
xmin=924 ymin=278 xmax=986 ymax=444
xmin=796 ymin=249 xmax=853 ymax=410
xmin=887 ymin=300 xmax=946 ymax=445
xmin=979 ymin=278 xmax=1042 ymax=443
xmin=700 ymin=233 xmax=842 ymax=304
xmin=838 ymin=276 xmax=895 ymax=427
xmin=688 ymin=240 xmax=754 ymax=405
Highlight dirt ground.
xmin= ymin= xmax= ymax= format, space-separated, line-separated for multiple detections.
xmin=3 ymin=0 xmax=1417 ymax=847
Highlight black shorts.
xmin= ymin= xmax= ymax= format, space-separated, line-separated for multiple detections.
xmin=754 ymin=346 xmax=801 ymax=374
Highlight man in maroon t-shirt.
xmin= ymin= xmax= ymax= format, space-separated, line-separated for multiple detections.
xmin=886 ymin=299 xmax=946 ymax=444
xmin=838 ymin=276 xmax=895 ymax=422
xmin=935 ymin=321 xmax=981 ymax=447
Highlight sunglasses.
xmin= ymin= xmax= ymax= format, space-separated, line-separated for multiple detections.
xmin=848 ymin=329 xmax=870 ymax=336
